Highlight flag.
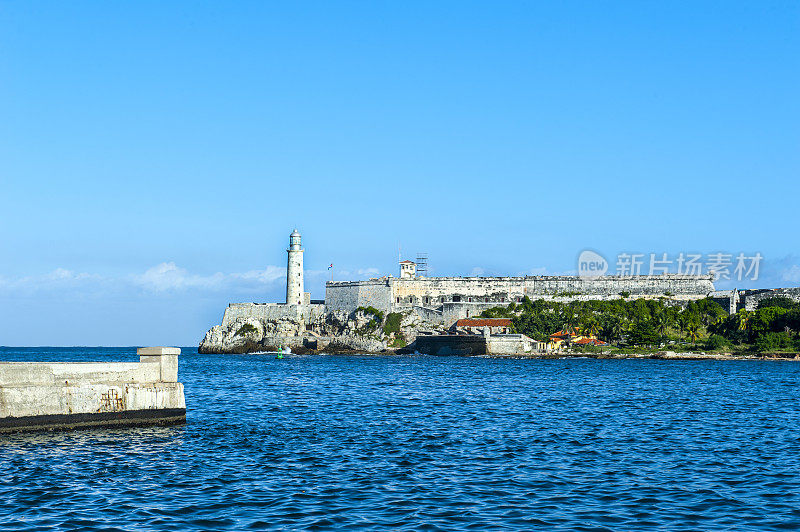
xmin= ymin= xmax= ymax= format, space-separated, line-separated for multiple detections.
xmin=328 ymin=264 xmax=333 ymax=269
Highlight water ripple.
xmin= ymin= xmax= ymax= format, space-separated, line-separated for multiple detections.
xmin=1 ymin=348 xmax=800 ymax=530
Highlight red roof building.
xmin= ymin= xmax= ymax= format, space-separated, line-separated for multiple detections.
xmin=455 ymin=318 xmax=512 ymax=328
xmin=574 ymin=337 xmax=608 ymax=346
xmin=453 ymin=318 xmax=513 ymax=335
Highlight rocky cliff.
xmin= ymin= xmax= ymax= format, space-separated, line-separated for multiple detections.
xmin=198 ymin=308 xmax=446 ymax=354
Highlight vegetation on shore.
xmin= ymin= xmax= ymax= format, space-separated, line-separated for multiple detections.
xmin=235 ymin=323 xmax=258 ymax=337
xmin=355 ymin=306 xmax=407 ymax=347
xmin=356 ymin=306 xmax=384 ymax=331
xmin=480 ymin=296 xmax=800 ymax=354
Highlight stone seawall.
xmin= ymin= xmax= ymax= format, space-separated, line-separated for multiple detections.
xmin=414 ymin=335 xmax=488 ymax=356
xmin=0 ymin=347 xmax=186 ymax=432
xmin=413 ymin=334 xmax=537 ymax=356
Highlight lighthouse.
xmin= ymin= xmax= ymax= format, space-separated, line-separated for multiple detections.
xmin=286 ymin=229 xmax=304 ymax=305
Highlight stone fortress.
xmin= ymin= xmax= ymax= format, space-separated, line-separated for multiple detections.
xmin=199 ymin=229 xmax=800 ymax=353
xmin=213 ymin=229 xmax=725 ymax=332
xmin=326 ymin=264 xmax=717 ymax=326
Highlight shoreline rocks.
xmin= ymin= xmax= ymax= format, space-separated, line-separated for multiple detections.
xmin=198 ymin=308 xmax=442 ymax=355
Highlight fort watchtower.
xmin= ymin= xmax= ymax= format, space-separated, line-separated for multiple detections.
xmin=400 ymin=260 xmax=416 ymax=279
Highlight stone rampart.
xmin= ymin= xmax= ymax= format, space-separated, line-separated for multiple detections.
xmin=708 ymin=287 xmax=800 ymax=313
xmin=442 ymin=302 xmax=503 ymax=326
xmin=524 ymin=275 xmax=715 ymax=297
xmin=740 ymin=287 xmax=800 ymax=311
xmin=411 ymin=305 xmax=444 ymax=324
xmin=392 ymin=277 xmax=523 ymax=306
xmin=325 ymin=274 xmax=715 ymax=325
xmin=221 ymin=303 xmax=325 ymax=327
xmin=388 ymin=274 xmax=713 ymax=309
xmin=709 ymin=290 xmax=739 ymax=314
xmin=325 ymin=279 xmax=392 ymax=314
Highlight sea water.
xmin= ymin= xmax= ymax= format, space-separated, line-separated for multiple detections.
xmin=1 ymin=347 xmax=799 ymax=530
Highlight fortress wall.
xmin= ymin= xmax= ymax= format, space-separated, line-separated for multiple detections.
xmin=325 ymin=280 xmax=393 ymax=314
xmin=388 ymin=275 xmax=714 ymax=311
xmin=392 ymin=278 xmax=525 ymax=307
xmin=411 ymin=305 xmax=445 ymax=324
xmin=321 ymin=275 xmax=716 ymax=321
xmin=222 ymin=303 xmax=325 ymax=327
xmin=740 ymin=287 xmax=800 ymax=311
xmin=525 ymin=275 xmax=715 ymax=297
xmin=443 ymin=302 xmax=505 ymax=325
xmin=709 ymin=290 xmax=738 ymax=314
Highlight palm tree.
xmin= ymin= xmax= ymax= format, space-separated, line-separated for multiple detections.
xmin=599 ymin=321 xmax=614 ymax=343
xmin=611 ymin=319 xmax=628 ymax=346
xmin=686 ymin=321 xmax=701 ymax=346
xmin=676 ymin=313 xmax=688 ymax=338
xmin=581 ymin=315 xmax=600 ymax=338
xmin=562 ymin=308 xmax=576 ymax=334
xmin=654 ymin=311 xmax=671 ymax=340
xmin=735 ymin=310 xmax=752 ymax=332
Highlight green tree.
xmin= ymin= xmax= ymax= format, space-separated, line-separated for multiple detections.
xmin=631 ymin=299 xmax=651 ymax=324
xmin=735 ymin=309 xmax=752 ymax=332
xmin=750 ymin=306 xmax=790 ymax=338
xmin=757 ymin=297 xmax=799 ymax=310
xmin=676 ymin=313 xmax=689 ymax=337
xmin=705 ymin=334 xmax=731 ymax=350
xmin=753 ymin=332 xmax=792 ymax=352
xmin=581 ymin=315 xmax=600 ymax=338
xmin=653 ymin=310 xmax=672 ymax=339
xmin=686 ymin=320 xmax=701 ymax=346
xmin=628 ymin=320 xmax=659 ymax=346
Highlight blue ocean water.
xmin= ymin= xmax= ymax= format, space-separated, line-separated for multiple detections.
xmin=1 ymin=347 xmax=800 ymax=530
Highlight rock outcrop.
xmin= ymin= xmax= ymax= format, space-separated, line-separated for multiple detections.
xmin=198 ymin=308 xmax=446 ymax=354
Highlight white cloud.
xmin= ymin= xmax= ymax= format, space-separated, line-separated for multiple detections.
xmin=134 ymin=262 xmax=288 ymax=292
xmin=134 ymin=262 xmax=220 ymax=292
xmin=0 ymin=263 xmax=289 ymax=297
xmin=782 ymin=265 xmax=800 ymax=284
xmin=0 ymin=268 xmax=103 ymax=294
xmin=233 ymin=266 xmax=286 ymax=284
xmin=470 ymin=267 xmax=485 ymax=276
xmin=526 ymin=267 xmax=548 ymax=276
xmin=329 ymin=267 xmax=380 ymax=281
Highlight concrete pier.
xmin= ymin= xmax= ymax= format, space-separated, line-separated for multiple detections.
xmin=0 ymin=347 xmax=186 ymax=432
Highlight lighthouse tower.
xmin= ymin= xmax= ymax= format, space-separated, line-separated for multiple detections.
xmin=286 ymin=229 xmax=304 ymax=305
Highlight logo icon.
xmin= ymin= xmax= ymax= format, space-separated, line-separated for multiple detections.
xmin=578 ymin=250 xmax=608 ymax=277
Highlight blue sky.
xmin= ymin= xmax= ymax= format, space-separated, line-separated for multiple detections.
xmin=1 ymin=2 xmax=798 ymax=346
